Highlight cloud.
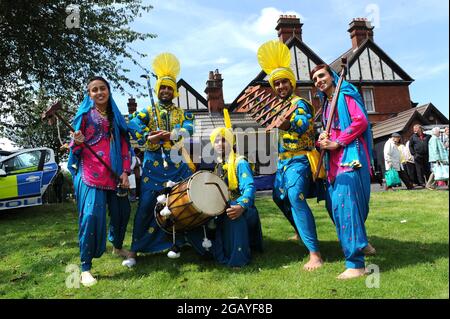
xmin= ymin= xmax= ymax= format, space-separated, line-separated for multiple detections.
xmin=244 ymin=7 xmax=304 ymax=37
xmin=131 ymin=2 xmax=307 ymax=102
xmin=220 ymin=60 xmax=261 ymax=101
xmin=409 ymin=62 xmax=449 ymax=80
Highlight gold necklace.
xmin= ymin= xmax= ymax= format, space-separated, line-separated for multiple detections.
xmin=96 ymin=106 xmax=108 ymax=117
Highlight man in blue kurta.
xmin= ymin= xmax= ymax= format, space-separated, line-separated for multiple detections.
xmin=257 ymin=40 xmax=325 ymax=271
xmin=185 ymin=127 xmax=263 ymax=267
xmin=122 ymin=53 xmax=195 ymax=267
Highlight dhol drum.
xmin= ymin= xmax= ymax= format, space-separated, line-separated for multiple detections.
xmin=155 ymin=171 xmax=229 ymax=234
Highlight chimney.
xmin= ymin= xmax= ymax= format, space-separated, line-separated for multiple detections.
xmin=275 ymin=15 xmax=303 ymax=43
xmin=127 ymin=97 xmax=137 ymax=114
xmin=205 ymin=69 xmax=224 ymax=113
xmin=348 ymin=18 xmax=374 ymax=50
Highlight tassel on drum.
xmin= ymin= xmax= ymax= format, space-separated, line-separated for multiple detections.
xmin=202 ymin=225 xmax=212 ymax=251
xmin=167 ymin=224 xmax=180 ymax=259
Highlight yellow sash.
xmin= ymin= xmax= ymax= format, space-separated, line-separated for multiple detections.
xmin=278 ymin=150 xmax=326 ymax=181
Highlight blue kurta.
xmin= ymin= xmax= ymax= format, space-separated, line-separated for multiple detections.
xmin=272 ymin=96 xmax=321 ymax=253
xmin=186 ymin=159 xmax=263 ymax=267
xmin=127 ymin=102 xmax=195 ymax=253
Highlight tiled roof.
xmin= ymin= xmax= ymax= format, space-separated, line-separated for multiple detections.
xmin=192 ymin=112 xmax=262 ymax=139
xmin=371 ymin=104 xmax=431 ymax=139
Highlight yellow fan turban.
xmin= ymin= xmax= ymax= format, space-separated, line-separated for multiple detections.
xmin=210 ymin=127 xmax=241 ymax=191
xmin=152 ymin=52 xmax=180 ymax=98
xmin=257 ymin=40 xmax=296 ymax=90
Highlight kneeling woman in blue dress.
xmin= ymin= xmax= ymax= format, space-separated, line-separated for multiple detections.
xmin=186 ymin=127 xmax=263 ymax=267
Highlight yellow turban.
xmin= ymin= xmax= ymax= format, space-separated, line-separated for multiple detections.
xmin=210 ymin=127 xmax=242 ymax=191
xmin=257 ymin=40 xmax=296 ymax=90
xmin=152 ymin=52 xmax=180 ymax=98
xmin=210 ymin=127 xmax=234 ymax=146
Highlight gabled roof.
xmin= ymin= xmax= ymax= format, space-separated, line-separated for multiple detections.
xmin=231 ymin=35 xmax=326 ymax=109
xmin=330 ymin=39 xmax=414 ymax=83
xmin=177 ymin=78 xmax=207 ymax=106
xmin=175 ymin=78 xmax=208 ymax=111
xmin=418 ymin=102 xmax=450 ymax=124
xmin=372 ymin=103 xmax=448 ymax=139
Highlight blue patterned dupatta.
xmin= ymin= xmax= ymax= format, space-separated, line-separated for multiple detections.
xmin=318 ymin=70 xmax=374 ymax=169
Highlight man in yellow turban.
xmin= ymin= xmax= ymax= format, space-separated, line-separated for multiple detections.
xmin=183 ymin=126 xmax=263 ymax=267
xmin=257 ymin=40 xmax=325 ymax=271
xmin=122 ymin=53 xmax=196 ymax=267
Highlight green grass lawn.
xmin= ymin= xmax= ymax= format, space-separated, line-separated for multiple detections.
xmin=0 ymin=190 xmax=448 ymax=299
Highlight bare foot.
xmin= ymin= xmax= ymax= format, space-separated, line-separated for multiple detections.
xmin=337 ymin=268 xmax=366 ymax=280
xmin=363 ymin=243 xmax=376 ymax=256
xmin=303 ymin=252 xmax=323 ymax=271
xmin=288 ymin=233 xmax=300 ymax=241
xmin=127 ymin=251 xmax=137 ymax=259
xmin=112 ymin=247 xmax=130 ymax=258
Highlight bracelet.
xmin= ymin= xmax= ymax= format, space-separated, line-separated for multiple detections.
xmin=335 ymin=139 xmax=346 ymax=147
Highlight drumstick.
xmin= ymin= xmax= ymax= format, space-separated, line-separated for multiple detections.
xmin=205 ymin=182 xmax=230 ymax=209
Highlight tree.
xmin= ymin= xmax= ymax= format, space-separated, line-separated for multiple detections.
xmin=0 ymin=0 xmax=155 ymax=160
xmin=4 ymin=89 xmax=73 ymax=164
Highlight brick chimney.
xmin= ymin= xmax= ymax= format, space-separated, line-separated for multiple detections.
xmin=348 ymin=18 xmax=374 ymax=50
xmin=127 ymin=97 xmax=137 ymax=114
xmin=205 ymin=69 xmax=224 ymax=113
xmin=276 ymin=15 xmax=303 ymax=43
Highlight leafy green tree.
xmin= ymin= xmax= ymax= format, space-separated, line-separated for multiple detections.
xmin=0 ymin=0 xmax=155 ymax=160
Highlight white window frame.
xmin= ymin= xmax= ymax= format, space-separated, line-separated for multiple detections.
xmin=362 ymin=88 xmax=375 ymax=113
xmin=298 ymin=88 xmax=312 ymax=101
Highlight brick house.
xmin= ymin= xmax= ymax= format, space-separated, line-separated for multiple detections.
xmin=126 ymin=14 xmax=448 ymax=185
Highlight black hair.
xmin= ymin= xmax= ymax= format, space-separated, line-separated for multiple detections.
xmin=88 ymin=76 xmax=114 ymax=136
xmin=309 ymin=64 xmax=333 ymax=80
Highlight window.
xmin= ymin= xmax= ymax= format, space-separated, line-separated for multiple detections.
xmin=3 ymin=151 xmax=41 ymax=174
xmin=298 ymin=89 xmax=312 ymax=101
xmin=362 ymin=88 xmax=375 ymax=112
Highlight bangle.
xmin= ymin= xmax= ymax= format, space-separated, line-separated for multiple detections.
xmin=336 ymin=139 xmax=346 ymax=147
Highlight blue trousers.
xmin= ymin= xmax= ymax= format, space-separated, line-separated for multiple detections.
xmin=185 ymin=204 xmax=263 ymax=267
xmin=327 ymin=166 xmax=371 ymax=269
xmin=130 ymin=188 xmax=185 ymax=253
xmin=273 ymin=156 xmax=320 ymax=253
xmin=74 ymin=174 xmax=131 ymax=272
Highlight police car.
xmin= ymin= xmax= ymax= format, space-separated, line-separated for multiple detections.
xmin=0 ymin=147 xmax=58 ymax=211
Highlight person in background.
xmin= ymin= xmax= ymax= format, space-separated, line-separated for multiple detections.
xmin=408 ymin=124 xmax=431 ymax=187
xmin=53 ymin=166 xmax=65 ymax=203
xmin=133 ymin=147 xmax=143 ymax=200
xmin=426 ymin=127 xmax=448 ymax=190
xmin=443 ymin=127 xmax=449 ymax=153
xmin=383 ymin=133 xmax=413 ymax=190
xmin=403 ymin=139 xmax=418 ymax=186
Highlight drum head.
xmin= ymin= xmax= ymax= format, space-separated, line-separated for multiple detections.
xmin=187 ymin=171 xmax=229 ymax=216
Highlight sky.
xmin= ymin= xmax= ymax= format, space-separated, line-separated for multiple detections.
xmin=111 ymin=0 xmax=449 ymax=118
xmin=1 ymin=0 xmax=449 ymax=151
